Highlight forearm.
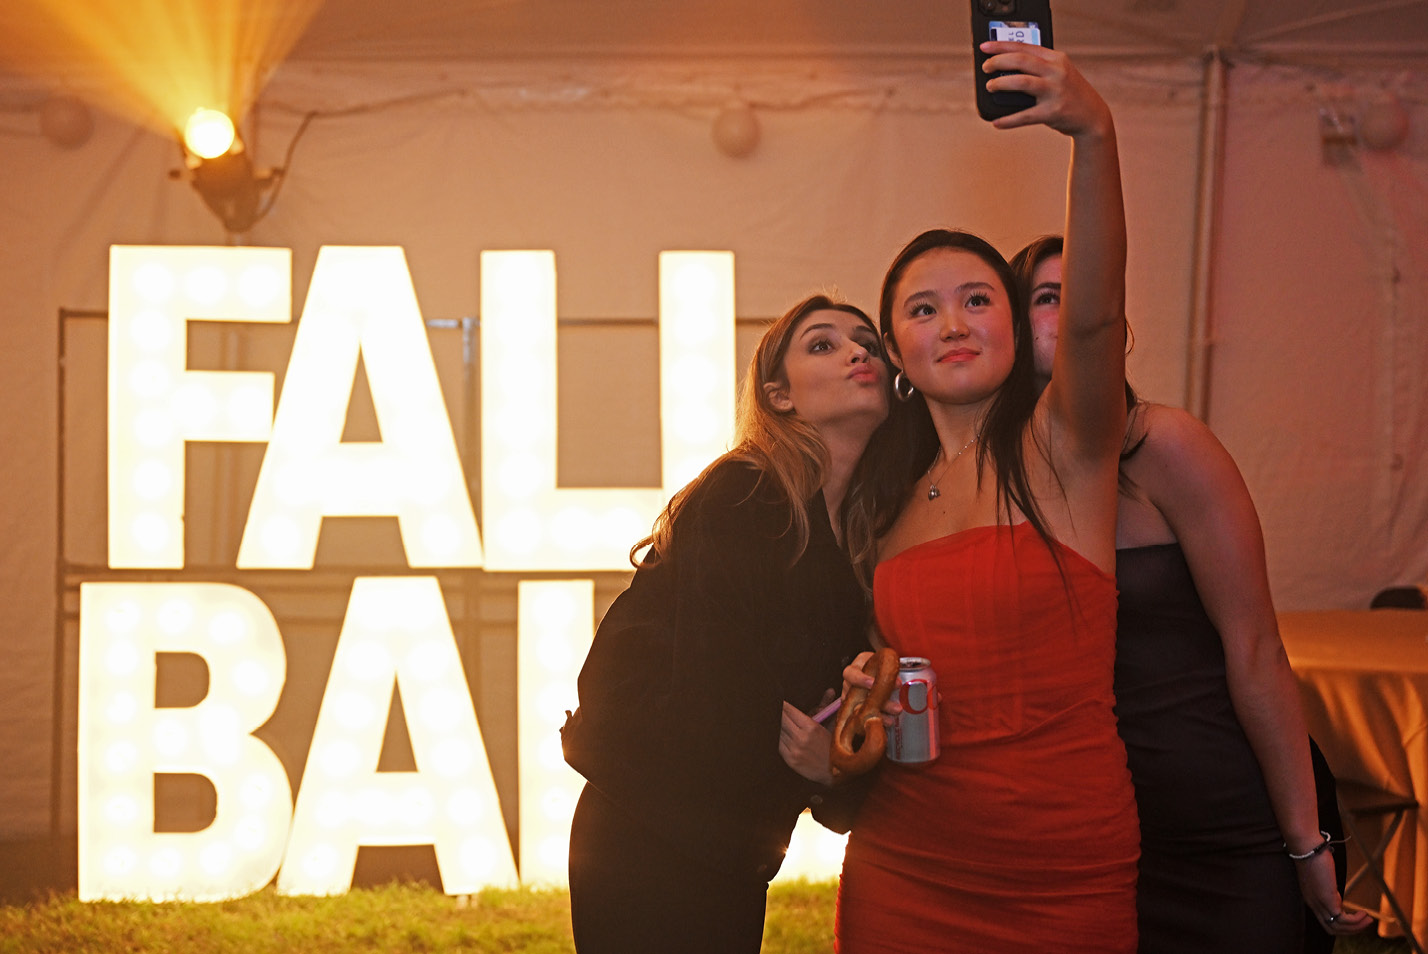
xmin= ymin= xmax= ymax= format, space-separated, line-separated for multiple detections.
xmin=1062 ymin=118 xmax=1126 ymax=344
xmin=1053 ymin=110 xmax=1128 ymax=453
xmin=1225 ymin=639 xmax=1322 ymax=852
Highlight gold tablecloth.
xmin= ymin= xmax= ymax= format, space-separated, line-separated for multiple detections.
xmin=1280 ymin=609 xmax=1428 ymax=940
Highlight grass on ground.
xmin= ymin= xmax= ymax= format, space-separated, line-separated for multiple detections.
xmin=0 ymin=879 xmax=1414 ymax=953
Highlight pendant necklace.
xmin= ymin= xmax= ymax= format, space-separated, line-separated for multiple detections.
xmin=926 ymin=436 xmax=978 ymax=501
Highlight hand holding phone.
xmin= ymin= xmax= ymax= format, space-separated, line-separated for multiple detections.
xmin=971 ymin=0 xmax=1054 ymax=121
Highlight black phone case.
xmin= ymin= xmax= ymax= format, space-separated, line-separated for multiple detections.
xmin=971 ymin=0 xmax=1054 ymax=121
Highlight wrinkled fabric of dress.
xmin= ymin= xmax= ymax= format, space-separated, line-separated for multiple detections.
xmin=838 ymin=523 xmax=1139 ymax=954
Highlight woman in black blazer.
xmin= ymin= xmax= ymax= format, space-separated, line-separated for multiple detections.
xmin=563 ymin=293 xmax=894 ymax=953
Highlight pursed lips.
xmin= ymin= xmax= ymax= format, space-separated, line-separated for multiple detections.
xmin=848 ymin=365 xmax=881 ymax=382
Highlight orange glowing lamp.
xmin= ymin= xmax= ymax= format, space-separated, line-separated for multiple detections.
xmin=183 ymin=108 xmax=237 ymax=159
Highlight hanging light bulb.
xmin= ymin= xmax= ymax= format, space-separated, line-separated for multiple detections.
xmin=1360 ymin=94 xmax=1409 ymax=151
xmin=183 ymin=108 xmax=237 ymax=159
xmin=712 ymin=101 xmax=760 ymax=159
xmin=40 ymin=95 xmax=94 ymax=149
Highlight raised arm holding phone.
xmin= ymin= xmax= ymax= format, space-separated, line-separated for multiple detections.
xmin=833 ymin=30 xmax=1142 ymax=953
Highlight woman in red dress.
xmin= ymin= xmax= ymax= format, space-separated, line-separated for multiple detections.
xmin=837 ymin=44 xmax=1139 ymax=952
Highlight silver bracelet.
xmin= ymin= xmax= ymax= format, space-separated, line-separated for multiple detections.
xmin=1286 ymin=830 xmax=1334 ymax=861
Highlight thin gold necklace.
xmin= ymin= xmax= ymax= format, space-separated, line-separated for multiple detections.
xmin=926 ymin=436 xmax=977 ymax=501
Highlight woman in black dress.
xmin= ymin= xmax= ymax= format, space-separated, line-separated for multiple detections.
xmin=1013 ymin=235 xmax=1371 ymax=951
xmin=562 ymin=294 xmax=894 ymax=953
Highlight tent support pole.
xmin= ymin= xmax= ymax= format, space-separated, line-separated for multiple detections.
xmin=1185 ymin=47 xmax=1228 ymax=421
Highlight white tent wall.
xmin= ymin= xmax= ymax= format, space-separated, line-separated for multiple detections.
xmin=1208 ymin=63 xmax=1428 ymax=611
xmin=0 ymin=53 xmax=1422 ymax=841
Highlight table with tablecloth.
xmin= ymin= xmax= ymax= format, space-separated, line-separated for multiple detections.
xmin=1279 ymin=609 xmax=1428 ymax=941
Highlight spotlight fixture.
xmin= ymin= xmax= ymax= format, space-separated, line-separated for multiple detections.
xmin=187 ymin=147 xmax=267 ymax=234
xmin=178 ymin=107 xmax=273 ymax=235
xmin=183 ymin=107 xmax=236 ymax=159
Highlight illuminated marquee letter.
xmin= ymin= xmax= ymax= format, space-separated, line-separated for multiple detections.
xmin=658 ymin=251 xmax=739 ymax=494
xmin=516 ymin=580 xmax=594 ymax=885
xmin=480 ymin=251 xmax=736 ymax=571
xmin=773 ymin=815 xmax=849 ymax=883
xmin=237 ymin=246 xmax=482 ymax=569
xmin=77 ymin=582 xmax=292 ymax=901
xmin=278 ymin=577 xmax=517 ymax=895
xmin=108 ymin=246 xmax=290 ymax=568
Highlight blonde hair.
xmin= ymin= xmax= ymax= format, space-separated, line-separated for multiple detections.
xmin=634 ymin=294 xmax=884 ymax=578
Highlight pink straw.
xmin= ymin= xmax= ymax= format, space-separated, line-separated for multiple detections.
xmin=812 ymin=698 xmax=842 ymax=724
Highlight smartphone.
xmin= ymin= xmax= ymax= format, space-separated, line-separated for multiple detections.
xmin=971 ymin=0 xmax=1054 ymax=121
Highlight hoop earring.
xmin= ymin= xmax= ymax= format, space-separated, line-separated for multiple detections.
xmin=894 ymin=371 xmax=916 ymax=403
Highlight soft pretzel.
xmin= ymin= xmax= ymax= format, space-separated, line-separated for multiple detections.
xmin=830 ymin=647 xmax=899 ymax=778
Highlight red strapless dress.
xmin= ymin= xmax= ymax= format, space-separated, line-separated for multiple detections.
xmin=837 ymin=523 xmax=1139 ymax=953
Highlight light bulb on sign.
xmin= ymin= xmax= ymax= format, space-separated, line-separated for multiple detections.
xmin=276 ymin=577 xmax=518 ymax=897
xmin=108 ymin=247 xmax=289 ymax=570
xmin=235 ymin=247 xmax=483 ymax=570
xmin=516 ymin=580 xmax=594 ymax=886
xmin=77 ymin=582 xmax=292 ymax=902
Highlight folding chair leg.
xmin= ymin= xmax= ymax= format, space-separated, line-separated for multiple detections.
xmin=1340 ymin=809 xmax=1426 ymax=954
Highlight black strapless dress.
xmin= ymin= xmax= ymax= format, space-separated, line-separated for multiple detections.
xmin=1115 ymin=543 xmax=1304 ymax=953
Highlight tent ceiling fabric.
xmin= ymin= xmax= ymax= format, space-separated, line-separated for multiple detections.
xmin=283 ymin=0 xmax=1428 ymax=65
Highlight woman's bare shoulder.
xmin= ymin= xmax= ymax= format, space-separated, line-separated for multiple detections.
xmin=1127 ymin=401 xmax=1224 ymax=465
xmin=1124 ymin=402 xmax=1252 ymax=521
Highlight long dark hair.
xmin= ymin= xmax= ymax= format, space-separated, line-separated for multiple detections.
xmin=863 ymin=228 xmax=1058 ymax=569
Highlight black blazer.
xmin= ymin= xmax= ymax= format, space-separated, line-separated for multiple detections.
xmin=564 ymin=459 xmax=871 ymax=879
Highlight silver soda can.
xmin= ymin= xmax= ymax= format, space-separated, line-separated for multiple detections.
xmin=888 ymin=657 xmax=939 ymax=764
